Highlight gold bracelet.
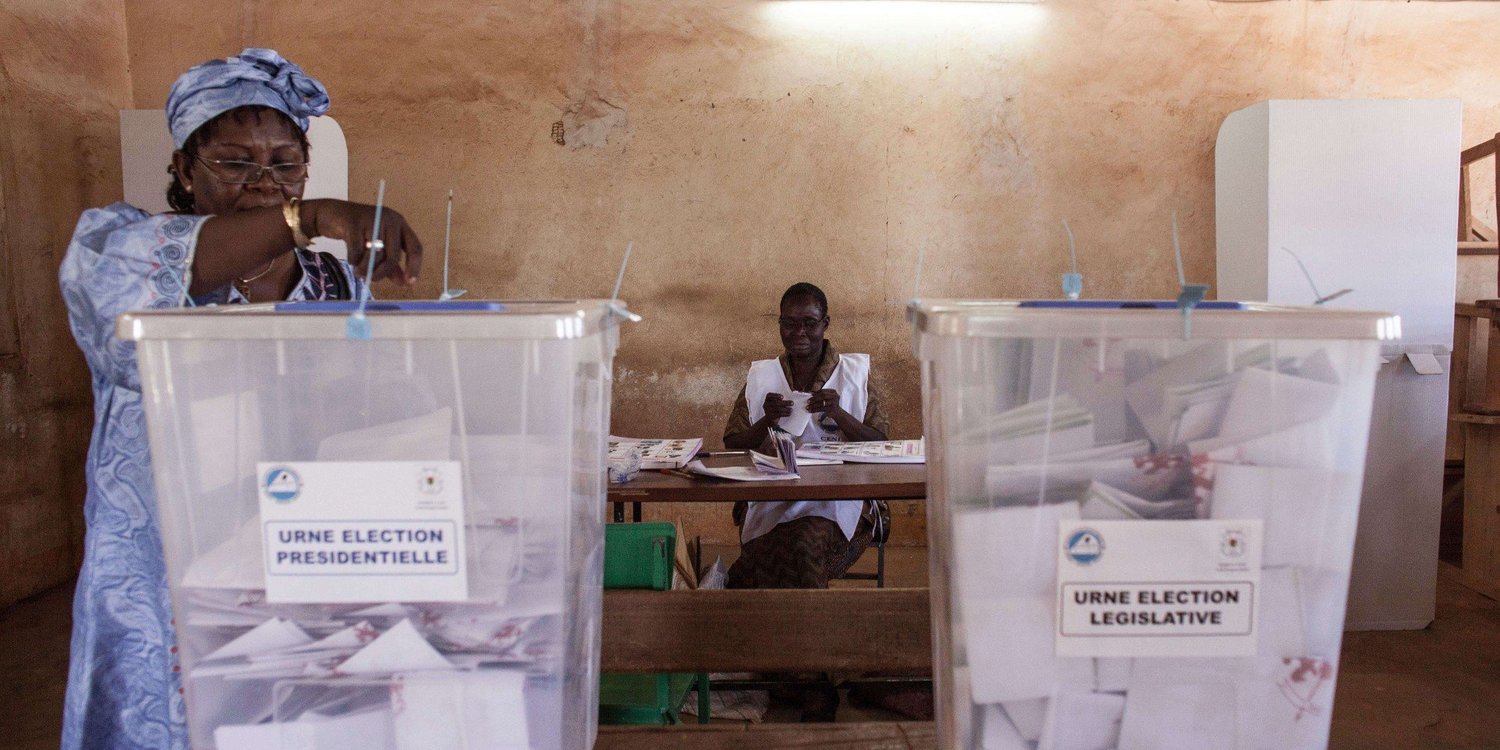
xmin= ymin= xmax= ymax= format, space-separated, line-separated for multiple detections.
xmin=283 ymin=197 xmax=313 ymax=248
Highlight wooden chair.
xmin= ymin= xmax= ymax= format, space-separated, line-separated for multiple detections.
xmin=1446 ymin=135 xmax=1500 ymax=601
xmin=1457 ymin=133 xmax=1500 ymax=414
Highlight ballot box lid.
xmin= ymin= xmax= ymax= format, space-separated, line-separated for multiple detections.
xmin=907 ymin=299 xmax=1397 ymax=341
xmin=118 ymin=299 xmax=633 ymax=341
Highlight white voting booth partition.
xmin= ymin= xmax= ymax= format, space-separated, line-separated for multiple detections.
xmin=120 ymin=301 xmax=628 ymax=750
xmin=911 ymin=300 xmax=1390 ymax=750
xmin=1216 ymin=99 xmax=1461 ymax=630
xmin=121 ymin=110 xmax=351 ymax=260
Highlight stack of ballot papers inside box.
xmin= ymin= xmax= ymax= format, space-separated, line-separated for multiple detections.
xmin=174 ymin=424 xmax=577 ymax=749
xmin=949 ymin=340 xmax=1361 ymax=750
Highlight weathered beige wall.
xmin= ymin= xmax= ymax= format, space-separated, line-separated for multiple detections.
xmin=113 ymin=0 xmax=1500 ymax=544
xmin=0 ymin=0 xmax=132 ymax=606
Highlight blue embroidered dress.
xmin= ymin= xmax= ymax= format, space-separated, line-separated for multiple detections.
xmin=58 ymin=203 xmax=364 ymax=750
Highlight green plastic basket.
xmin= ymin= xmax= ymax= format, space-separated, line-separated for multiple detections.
xmin=598 ymin=672 xmax=708 ymax=725
xmin=603 ymin=522 xmax=675 ymax=591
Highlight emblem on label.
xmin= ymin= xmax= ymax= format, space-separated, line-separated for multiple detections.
xmin=264 ymin=467 xmax=302 ymax=503
xmin=1222 ymin=529 xmax=1247 ymax=557
xmin=419 ymin=467 xmax=444 ymax=495
xmin=1065 ymin=528 xmax=1105 ymax=565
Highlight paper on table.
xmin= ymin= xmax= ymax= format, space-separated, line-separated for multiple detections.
xmin=336 ymin=619 xmax=454 ymax=675
xmin=748 ymin=430 xmax=799 ymax=476
xmin=684 ymin=460 xmax=798 ymax=482
xmin=1038 ymin=690 xmax=1124 ymax=750
xmin=607 ymin=436 xmax=704 ymax=470
xmin=391 ymin=670 xmax=528 ymax=750
xmin=953 ymin=502 xmax=1080 ymax=600
xmin=963 ymin=596 xmax=1093 ymax=703
xmin=793 ymin=456 xmax=845 ymax=466
xmin=797 ymin=439 xmax=925 ymax=464
xmin=978 ymin=702 xmax=1030 ymax=750
xmin=317 ymin=407 xmax=452 ymax=461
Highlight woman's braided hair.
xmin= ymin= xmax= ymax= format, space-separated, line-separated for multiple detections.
xmin=166 ymin=105 xmax=311 ymax=213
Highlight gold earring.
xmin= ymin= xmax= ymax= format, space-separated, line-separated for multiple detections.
xmin=185 ymin=184 xmax=193 ymax=193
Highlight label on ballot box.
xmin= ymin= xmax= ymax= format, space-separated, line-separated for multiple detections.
xmin=1055 ymin=519 xmax=1262 ymax=657
xmin=257 ymin=461 xmax=468 ymax=603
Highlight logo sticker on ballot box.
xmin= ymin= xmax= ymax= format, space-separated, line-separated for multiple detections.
xmin=1056 ymin=519 xmax=1263 ymax=658
xmin=258 ymin=461 xmax=468 ymax=603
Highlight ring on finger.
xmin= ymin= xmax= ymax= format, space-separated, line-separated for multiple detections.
xmin=365 ymin=239 xmax=386 ymax=252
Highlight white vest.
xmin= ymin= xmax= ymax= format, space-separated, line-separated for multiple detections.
xmin=741 ymin=352 xmax=871 ymax=544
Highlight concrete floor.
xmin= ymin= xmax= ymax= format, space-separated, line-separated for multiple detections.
xmin=4 ymin=562 xmax=1497 ymax=749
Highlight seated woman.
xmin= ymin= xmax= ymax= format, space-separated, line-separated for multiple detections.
xmin=722 ymin=282 xmax=889 ymax=590
xmin=58 ymin=49 xmax=422 ymax=749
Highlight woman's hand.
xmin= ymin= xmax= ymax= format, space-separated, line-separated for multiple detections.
xmin=302 ymin=199 xmax=423 ymax=285
xmin=807 ymin=388 xmax=843 ymax=416
xmin=762 ymin=393 xmax=793 ymax=421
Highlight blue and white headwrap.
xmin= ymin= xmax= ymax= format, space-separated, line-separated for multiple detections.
xmin=165 ymin=48 xmax=330 ymax=148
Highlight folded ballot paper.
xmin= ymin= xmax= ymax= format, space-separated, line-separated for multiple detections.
xmin=196 ymin=614 xmax=535 ymax=750
xmin=948 ymin=339 xmax=1359 ymax=749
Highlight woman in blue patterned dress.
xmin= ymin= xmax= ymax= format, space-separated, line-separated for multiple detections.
xmin=57 ymin=49 xmax=424 ymax=749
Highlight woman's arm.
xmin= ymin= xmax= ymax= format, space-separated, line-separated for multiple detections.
xmin=821 ymin=404 xmax=887 ymax=441
xmin=809 ymin=386 xmax=888 ymax=442
xmin=188 ymin=199 xmax=423 ymax=295
xmin=724 ymin=390 xmax=793 ymax=449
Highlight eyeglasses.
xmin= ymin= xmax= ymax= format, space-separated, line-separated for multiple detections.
xmin=778 ymin=316 xmax=828 ymax=331
xmin=194 ymin=155 xmax=309 ymax=185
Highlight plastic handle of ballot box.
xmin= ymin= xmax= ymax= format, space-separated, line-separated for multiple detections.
xmin=276 ymin=301 xmax=507 ymax=313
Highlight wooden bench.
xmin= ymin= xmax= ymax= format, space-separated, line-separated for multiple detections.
xmin=597 ymin=587 xmax=936 ymax=746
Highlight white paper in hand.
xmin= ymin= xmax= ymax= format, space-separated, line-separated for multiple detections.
xmin=781 ymin=392 xmax=813 ymax=436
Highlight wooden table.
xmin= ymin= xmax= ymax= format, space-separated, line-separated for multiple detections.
xmin=607 ymin=453 xmax=927 ymax=521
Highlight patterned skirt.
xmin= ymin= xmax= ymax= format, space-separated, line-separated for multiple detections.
xmin=726 ymin=513 xmax=874 ymax=589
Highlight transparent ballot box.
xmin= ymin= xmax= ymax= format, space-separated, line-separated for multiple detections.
xmin=118 ymin=300 xmax=630 ymax=750
xmin=909 ymin=300 xmax=1394 ymax=750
